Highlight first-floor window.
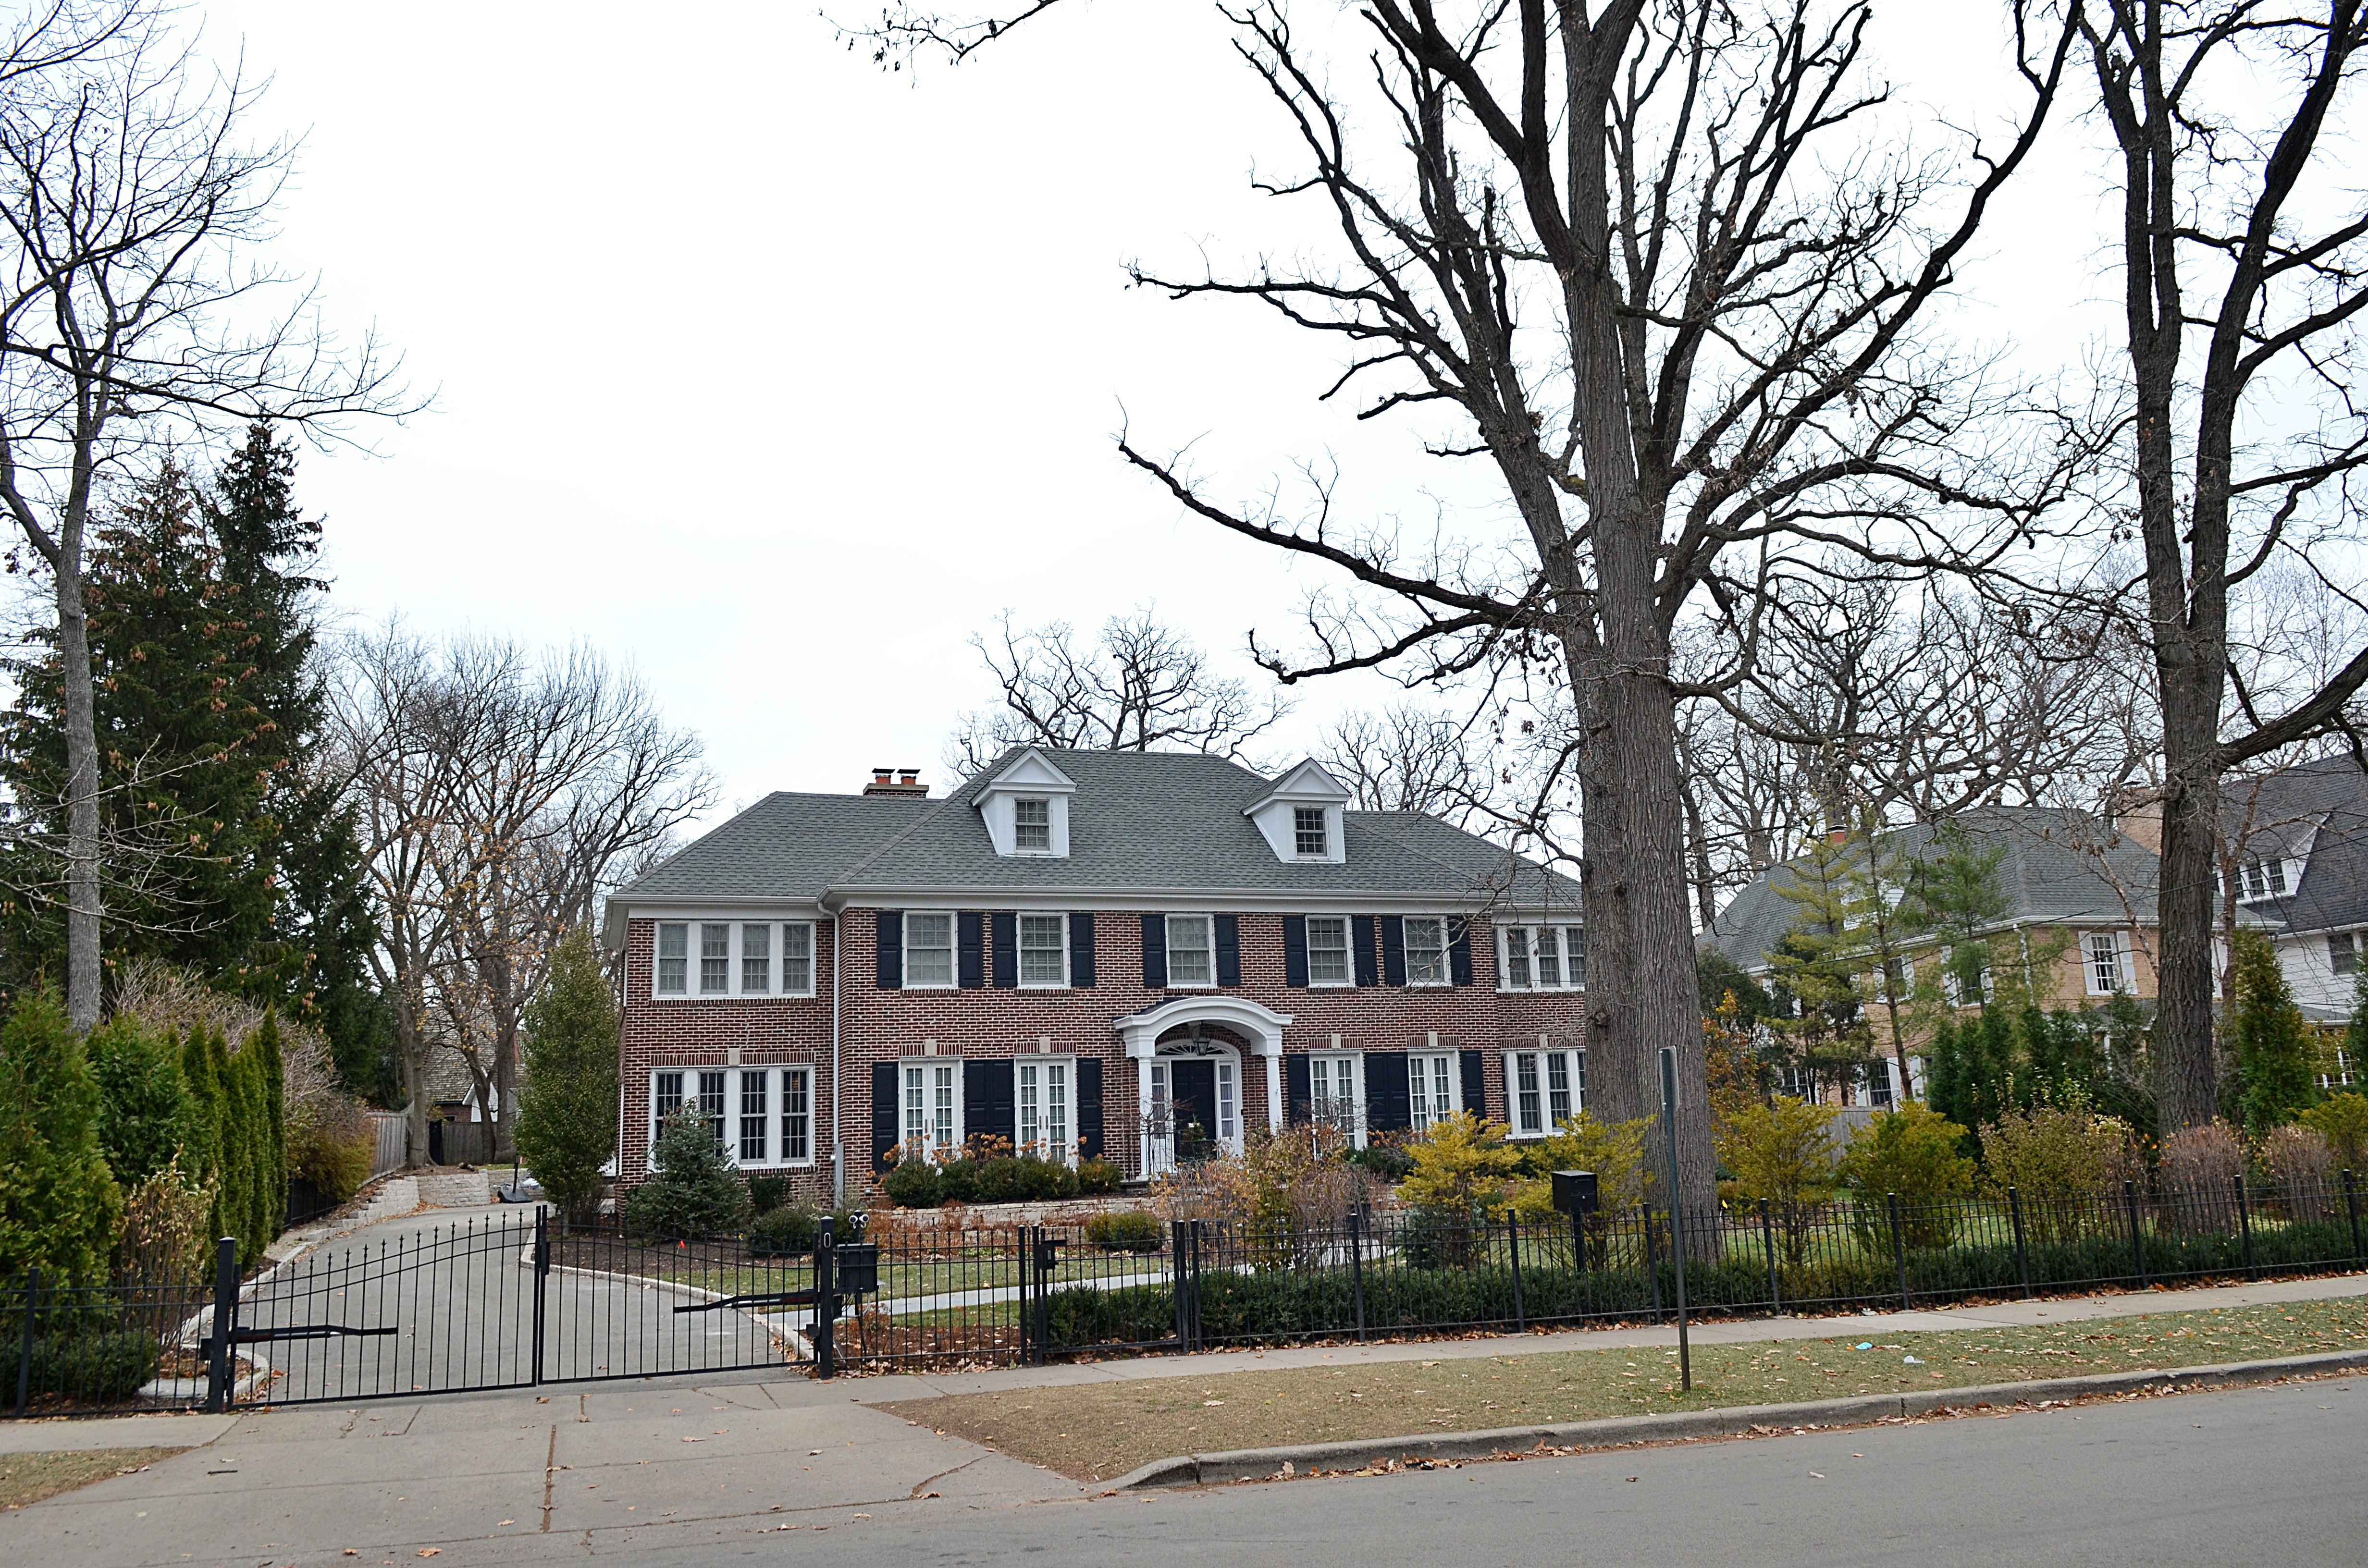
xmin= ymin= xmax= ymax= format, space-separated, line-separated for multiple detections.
xmin=654 ymin=1070 xmax=684 ymax=1136
xmin=1408 ymin=1052 xmax=1459 ymax=1132
xmin=1017 ymin=1058 xmax=1073 ymax=1162
xmin=739 ymin=1072 xmax=769 ymax=1162
xmin=651 ymin=1066 xmax=815 ymax=1166
xmin=697 ymin=1070 xmax=728 ymax=1151
xmin=1305 ymin=916 xmax=1351 ymax=984
xmin=904 ymin=1061 xmax=961 ymax=1156
xmin=779 ymin=1067 xmax=812 ymax=1163
xmin=1216 ymin=1059 xmax=1238 ymax=1142
xmin=1309 ymin=1053 xmax=1364 ymax=1143
xmin=1403 ymin=917 xmax=1448 ymax=984
xmin=1505 ymin=1048 xmax=1581 ymax=1137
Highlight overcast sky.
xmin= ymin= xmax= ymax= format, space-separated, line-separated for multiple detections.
xmin=188 ymin=0 xmax=2119 ymax=825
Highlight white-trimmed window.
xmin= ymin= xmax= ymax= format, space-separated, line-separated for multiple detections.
xmin=903 ymin=1059 xmax=962 ymax=1156
xmin=781 ymin=923 xmax=814 ymax=994
xmin=2237 ymin=858 xmax=2291 ymax=902
xmin=739 ymin=1071 xmax=770 ymax=1163
xmin=905 ymin=913 xmax=956 ymax=988
xmin=700 ymin=924 xmax=731 ymax=993
xmin=2330 ymin=931 xmax=2359 ymax=979
xmin=1408 ymin=1052 xmax=1461 ymax=1132
xmin=1167 ymin=915 xmax=1215 ymax=986
xmin=1016 ymin=1057 xmax=1073 ymax=1162
xmin=2085 ymin=930 xmax=2137 ymax=995
xmin=778 ymin=1068 xmax=813 ymax=1164
xmin=654 ymin=1069 xmax=685 ymax=1132
xmin=1504 ymin=1047 xmax=1582 ymax=1138
xmin=1019 ymin=914 xmax=1068 ymax=987
xmin=1499 ymin=924 xmax=1585 ymax=991
xmin=1403 ymin=917 xmax=1449 ymax=985
xmin=697 ymin=1068 xmax=728 ymax=1152
xmin=741 ymin=923 xmax=772 ymax=993
xmin=1305 ymin=916 xmax=1352 ymax=985
xmin=1308 ymin=1052 xmax=1366 ymax=1145
xmin=1013 ymin=797 xmax=1052 ymax=852
xmin=1294 ymin=806 xmax=1329 ymax=857
xmin=649 ymin=1066 xmax=814 ymax=1167
xmin=655 ymin=924 xmax=689 ymax=994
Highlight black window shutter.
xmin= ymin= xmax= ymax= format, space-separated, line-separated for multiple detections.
xmin=958 ymin=912 xmax=986 ymax=989
xmin=1141 ymin=914 xmax=1168 ymax=989
xmin=1365 ymin=1051 xmax=1411 ymax=1132
xmin=990 ymin=912 xmax=1018 ymax=989
xmin=1459 ymin=1048 xmax=1488 ymax=1122
xmin=871 ymin=1061 xmax=901 ymax=1171
xmin=876 ymin=911 xmax=903 ymax=990
xmin=1352 ymin=916 xmax=1380 ymax=987
xmin=1070 ymin=913 xmax=1096 ymax=989
xmin=1076 ymin=1057 xmax=1104 ymax=1161
xmin=1284 ymin=1052 xmax=1313 ymax=1125
xmin=1283 ymin=916 xmax=1308 ymax=988
xmin=1381 ymin=916 xmax=1407 ymax=986
xmin=966 ymin=1058 xmax=1015 ymax=1148
xmin=1213 ymin=914 xmax=1241 ymax=986
xmin=1449 ymin=918 xmax=1474 ymax=985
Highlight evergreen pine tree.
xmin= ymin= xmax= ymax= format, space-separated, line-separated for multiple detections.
xmin=248 ymin=1016 xmax=288 ymax=1244
xmin=0 ymin=992 xmax=124 ymax=1279
xmin=1764 ymin=832 xmax=1882 ymax=1098
xmin=87 ymin=1015 xmax=193 ymax=1186
xmin=2229 ymin=927 xmax=2317 ymax=1135
xmin=515 ymin=930 xmax=620 ymax=1225
xmin=177 ymin=1028 xmax=222 ymax=1192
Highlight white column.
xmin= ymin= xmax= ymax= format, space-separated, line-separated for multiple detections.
xmin=1136 ymin=1052 xmax=1156 ymax=1178
xmin=1264 ymin=1044 xmax=1284 ymax=1134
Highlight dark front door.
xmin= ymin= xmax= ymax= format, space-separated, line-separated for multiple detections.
xmin=1169 ymin=1058 xmax=1217 ymax=1160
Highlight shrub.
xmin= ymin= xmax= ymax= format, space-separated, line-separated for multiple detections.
xmin=1346 ymin=1140 xmax=1415 ymax=1183
xmin=116 ymin=1161 xmax=213 ymax=1283
xmin=747 ymin=1175 xmax=791 ymax=1217
xmin=0 ymin=991 xmax=124 ymax=1281
xmin=286 ymin=1096 xmax=374 ymax=1206
xmin=1076 ymin=1157 xmax=1122 ymax=1195
xmin=32 ymin=1327 xmax=161 ymax=1402
xmin=1398 ymin=1112 xmax=1522 ymax=1218
xmin=1509 ymin=1112 xmax=1649 ymax=1221
xmin=880 ymin=1158 xmax=944 ymax=1209
xmin=86 ymin=1015 xmax=190 ymax=1186
xmin=745 ymin=1204 xmax=820 ymax=1256
xmin=624 ymin=1115 xmax=752 ymax=1238
xmin=2260 ymin=1125 xmax=2336 ymax=1220
xmin=1839 ymin=1102 xmax=1974 ymax=1250
xmin=974 ymin=1154 xmax=1082 ymax=1203
xmin=2228 ymin=928 xmax=2317 ymax=1134
xmin=1981 ymin=1102 xmax=2134 ymax=1199
xmin=2159 ymin=1119 xmax=2246 ymax=1190
xmin=935 ymin=1156 xmax=983 ymax=1205
xmin=2299 ymin=1092 xmax=2368 ymax=1174
xmin=1085 ymin=1210 xmax=1164 ymax=1251
xmin=1715 ymin=1098 xmax=1840 ymax=1208
xmin=514 ymin=931 xmax=620 ymax=1225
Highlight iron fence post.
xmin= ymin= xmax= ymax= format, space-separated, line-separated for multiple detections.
xmin=530 ymin=1208 xmax=549 ymax=1387
xmin=2008 ymin=1187 xmax=2032 ymax=1299
xmin=13 ymin=1268 xmax=36 ymax=1416
xmin=205 ymin=1237 xmax=238 ymax=1413
xmin=1659 ymin=1048 xmax=1690 ymax=1391
xmin=2346 ymin=1169 xmax=2362 ymax=1262
xmin=1507 ymin=1215 xmax=1525 ymax=1333
xmin=1643 ymin=1201 xmax=1663 ymax=1323
xmin=1169 ymin=1221 xmax=1185 ymax=1350
xmin=1017 ymin=1225 xmax=1031 ymax=1367
xmin=2234 ymin=1173 xmax=2257 ymax=1282
xmin=2122 ymin=1179 xmax=2147 ymax=1291
xmin=814 ymin=1217 xmax=837 ymax=1380
xmin=1348 ymin=1210 xmax=1368 ymax=1341
xmin=1888 ymin=1192 xmax=1911 ymax=1311
xmin=1759 ymin=1198 xmax=1779 ymax=1316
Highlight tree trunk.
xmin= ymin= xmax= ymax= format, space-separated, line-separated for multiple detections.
xmin=2154 ymin=712 xmax=2224 ymax=1131
xmin=55 ymin=554 xmax=102 ymax=1032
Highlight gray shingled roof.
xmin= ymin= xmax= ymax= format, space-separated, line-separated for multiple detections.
xmin=611 ymin=747 xmax=1581 ymax=913
xmin=1702 ymin=807 xmax=2159 ymax=971
xmin=2222 ymin=755 xmax=2368 ymax=936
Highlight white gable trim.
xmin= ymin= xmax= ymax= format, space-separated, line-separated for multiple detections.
xmin=977 ymin=747 xmax=1078 ymax=858
xmin=1245 ymin=758 xmax=1350 ymax=864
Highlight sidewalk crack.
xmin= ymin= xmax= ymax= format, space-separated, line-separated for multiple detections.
xmin=911 ymin=1456 xmax=983 ymax=1496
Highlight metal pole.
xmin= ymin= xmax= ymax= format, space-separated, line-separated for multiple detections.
xmin=1171 ymin=1221 xmax=1188 ymax=1349
xmin=531 ymin=1208 xmax=549 ymax=1387
xmin=1507 ymin=1214 xmax=1525 ymax=1333
xmin=13 ymin=1268 xmax=37 ymax=1416
xmin=2009 ymin=1187 xmax=2032 ymax=1299
xmin=2346 ymin=1169 xmax=2362 ymax=1262
xmin=2234 ymin=1173 xmax=2257 ymax=1282
xmin=1644 ymin=1191 xmax=1663 ymax=1324
xmin=814 ymin=1216 xmax=837 ymax=1379
xmin=1760 ymin=1197 xmax=1779 ymax=1316
xmin=1660 ymin=1047 xmax=1690 ymax=1392
xmin=2122 ymin=1179 xmax=2147 ymax=1291
xmin=1888 ymin=1192 xmax=1911 ymax=1311
xmin=205 ymin=1238 xmax=238 ymax=1413
xmin=1018 ymin=1224 xmax=1032 ymax=1367
xmin=1348 ymin=1209 xmax=1368 ymax=1341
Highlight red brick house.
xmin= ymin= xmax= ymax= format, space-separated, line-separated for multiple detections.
xmin=602 ymin=747 xmax=1588 ymax=1203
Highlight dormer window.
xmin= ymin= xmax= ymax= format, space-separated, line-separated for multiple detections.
xmin=977 ymin=749 xmax=1075 ymax=857
xmin=1294 ymin=806 xmax=1329 ymax=857
xmin=1014 ymin=797 xmax=1052 ymax=852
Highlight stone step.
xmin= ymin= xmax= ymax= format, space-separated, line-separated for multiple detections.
xmin=414 ymin=1171 xmax=492 ymax=1208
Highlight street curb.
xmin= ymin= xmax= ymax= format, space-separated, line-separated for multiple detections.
xmin=1105 ymin=1348 xmax=2368 ymax=1489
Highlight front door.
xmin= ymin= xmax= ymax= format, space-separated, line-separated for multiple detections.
xmin=1169 ymin=1058 xmax=1217 ymax=1160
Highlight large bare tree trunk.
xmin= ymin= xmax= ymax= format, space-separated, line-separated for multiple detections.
xmin=56 ymin=547 xmax=102 ymax=1031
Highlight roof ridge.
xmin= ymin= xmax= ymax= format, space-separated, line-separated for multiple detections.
xmin=833 ymin=780 xmax=988 ymax=885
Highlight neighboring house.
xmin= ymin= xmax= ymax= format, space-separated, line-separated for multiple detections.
xmin=1700 ymin=807 xmax=2163 ymax=1103
xmin=601 ymin=748 xmax=1588 ymax=1203
xmin=2210 ymin=756 xmax=2368 ymax=1032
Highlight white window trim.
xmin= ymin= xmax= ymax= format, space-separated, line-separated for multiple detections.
xmin=1017 ymin=912 xmax=1071 ymax=990
xmin=1502 ymin=1046 xmax=1584 ymax=1139
xmin=1164 ymin=913 xmax=1219 ymax=989
xmin=1292 ymin=804 xmax=1331 ymax=858
xmin=902 ymin=911 xmax=960 ymax=991
xmin=1011 ymin=796 xmax=1055 ymax=855
xmin=1014 ymin=1054 xmax=1079 ymax=1164
xmin=1402 ymin=915 xmax=1452 ymax=987
xmin=1495 ymin=922 xmax=1586 ymax=993
xmin=648 ymin=1066 xmax=817 ymax=1168
xmin=1406 ymin=1051 xmax=1464 ymax=1133
xmin=901 ymin=1056 xmax=965 ymax=1159
xmin=1303 ymin=915 xmax=1355 ymax=988
xmin=647 ymin=918 xmax=818 ymax=999
xmin=1307 ymin=1050 xmax=1368 ymax=1148
xmin=2084 ymin=930 xmax=2139 ymax=997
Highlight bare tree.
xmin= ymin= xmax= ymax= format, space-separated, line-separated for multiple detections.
xmin=330 ymin=629 xmax=712 ymax=1163
xmin=865 ymin=1 xmax=2087 ymax=1213
xmin=2073 ymin=0 xmax=2368 ymax=1131
xmin=1319 ymin=702 xmax=1489 ymax=820
xmin=0 ymin=2 xmax=406 ymax=1029
xmin=946 ymin=607 xmax=1287 ymax=773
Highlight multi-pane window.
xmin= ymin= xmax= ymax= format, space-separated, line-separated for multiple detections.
xmin=741 ymin=924 xmax=772 ymax=993
xmin=1019 ymin=915 xmax=1067 ymax=986
xmin=654 ymin=1070 xmax=684 ymax=1134
xmin=700 ymin=924 xmax=731 ymax=993
xmin=2331 ymin=932 xmax=2360 ymax=978
xmin=697 ymin=1069 xmax=728 ymax=1151
xmin=1215 ymin=1059 xmax=1237 ymax=1143
xmin=1505 ymin=1048 xmax=1582 ymax=1137
xmin=1294 ymin=806 xmax=1328 ymax=856
xmin=1014 ymin=797 xmax=1052 ymax=851
xmin=1017 ymin=1059 xmax=1073 ymax=1162
xmin=2238 ymin=858 xmax=2291 ymax=901
xmin=739 ymin=1072 xmax=769 ymax=1162
xmin=779 ymin=1068 xmax=812 ymax=1162
xmin=904 ymin=1061 xmax=960 ymax=1156
xmin=1403 ymin=917 xmax=1448 ymax=984
xmin=781 ymin=923 xmax=814 ymax=994
xmin=656 ymin=924 xmax=688 ymax=993
xmin=1305 ymin=917 xmax=1351 ymax=984
xmin=1500 ymin=924 xmax=1585 ymax=991
xmin=1408 ymin=1053 xmax=1458 ymax=1132
xmin=2086 ymin=931 xmax=2134 ymax=996
xmin=905 ymin=913 xmax=956 ymax=988
xmin=1167 ymin=915 xmax=1214 ymax=985
xmin=1309 ymin=1054 xmax=1363 ymax=1142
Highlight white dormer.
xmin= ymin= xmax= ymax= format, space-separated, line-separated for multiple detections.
xmin=976 ymin=747 xmax=1076 ymax=858
xmin=1245 ymin=759 xmax=1351 ymax=865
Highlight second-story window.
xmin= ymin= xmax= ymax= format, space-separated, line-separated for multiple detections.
xmin=1294 ymin=805 xmax=1329 ymax=856
xmin=1013 ymin=797 xmax=1052 ymax=851
xmin=905 ymin=913 xmax=955 ymax=987
xmin=656 ymin=924 xmax=688 ymax=993
xmin=1403 ymin=917 xmax=1448 ymax=984
xmin=781 ymin=923 xmax=814 ymax=994
xmin=1020 ymin=915 xmax=1068 ymax=986
xmin=700 ymin=924 xmax=731 ymax=993
xmin=1305 ymin=917 xmax=1351 ymax=984
xmin=741 ymin=924 xmax=771 ymax=992
xmin=1501 ymin=925 xmax=1585 ymax=991
xmin=1167 ymin=915 xmax=1214 ymax=985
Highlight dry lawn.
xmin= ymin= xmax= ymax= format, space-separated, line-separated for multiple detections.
xmin=880 ymin=1297 xmax=2368 ymax=1482
xmin=0 ymin=1447 xmax=175 ymax=1509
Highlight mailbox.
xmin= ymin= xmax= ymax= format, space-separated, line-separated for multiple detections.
xmin=832 ymin=1243 xmax=879 ymax=1296
xmin=1551 ymin=1169 xmax=1600 ymax=1217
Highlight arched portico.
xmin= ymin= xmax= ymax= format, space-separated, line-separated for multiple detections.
xmin=1112 ymin=995 xmax=1292 ymax=1175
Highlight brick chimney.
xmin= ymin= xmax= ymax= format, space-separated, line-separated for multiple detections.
xmin=2107 ymin=784 xmax=2163 ymax=854
xmin=863 ymin=767 xmax=928 ymax=798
